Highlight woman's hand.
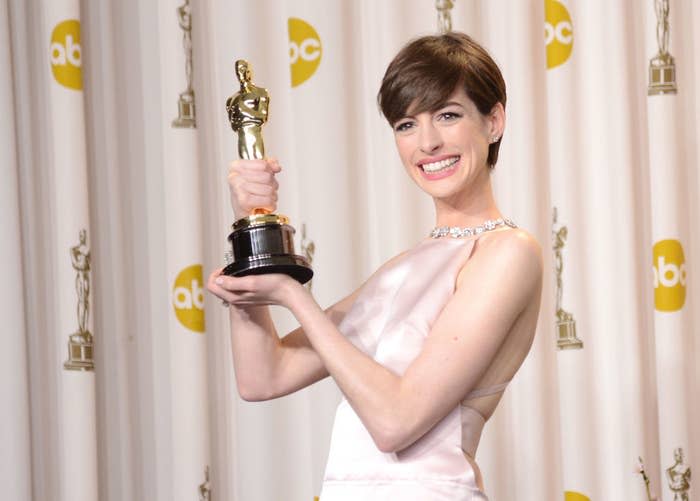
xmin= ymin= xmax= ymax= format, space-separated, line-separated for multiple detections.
xmin=207 ymin=268 xmax=305 ymax=308
xmin=227 ymin=158 xmax=281 ymax=219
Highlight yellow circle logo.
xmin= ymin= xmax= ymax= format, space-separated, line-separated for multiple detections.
xmin=653 ymin=239 xmax=686 ymax=312
xmin=564 ymin=492 xmax=590 ymax=501
xmin=288 ymin=17 xmax=322 ymax=87
xmin=172 ymin=264 xmax=206 ymax=333
xmin=50 ymin=19 xmax=82 ymax=90
xmin=545 ymin=0 xmax=573 ymax=69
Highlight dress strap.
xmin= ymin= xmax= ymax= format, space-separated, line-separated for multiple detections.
xmin=464 ymin=380 xmax=510 ymax=400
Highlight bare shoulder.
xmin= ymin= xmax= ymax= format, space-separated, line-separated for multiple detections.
xmin=476 ymin=228 xmax=542 ymax=269
xmin=458 ymin=228 xmax=543 ymax=295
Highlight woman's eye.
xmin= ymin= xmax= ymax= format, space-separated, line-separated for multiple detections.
xmin=438 ymin=111 xmax=461 ymax=121
xmin=394 ymin=121 xmax=414 ymax=132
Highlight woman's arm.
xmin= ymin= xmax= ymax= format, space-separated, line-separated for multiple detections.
xmin=208 ymin=249 xmax=409 ymax=400
xmin=218 ymin=229 xmax=542 ymax=452
xmin=297 ymin=230 xmax=541 ymax=452
xmin=210 ymin=156 xmax=350 ymax=401
xmin=208 ymin=270 xmax=361 ymax=401
xmin=211 ymin=157 xmax=411 ymax=401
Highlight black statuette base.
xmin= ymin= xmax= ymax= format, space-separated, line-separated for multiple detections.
xmin=223 ymin=254 xmax=312 ymax=283
xmin=222 ymin=220 xmax=313 ymax=284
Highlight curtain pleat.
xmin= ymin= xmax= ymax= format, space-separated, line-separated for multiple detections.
xmin=7 ymin=1 xmax=698 ymax=500
xmin=0 ymin=0 xmax=32 ymax=498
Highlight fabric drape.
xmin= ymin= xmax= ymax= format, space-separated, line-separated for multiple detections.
xmin=5 ymin=1 xmax=698 ymax=500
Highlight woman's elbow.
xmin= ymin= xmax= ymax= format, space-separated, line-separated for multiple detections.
xmin=370 ymin=423 xmax=414 ymax=453
xmin=374 ymin=437 xmax=400 ymax=454
xmin=236 ymin=379 xmax=275 ymax=402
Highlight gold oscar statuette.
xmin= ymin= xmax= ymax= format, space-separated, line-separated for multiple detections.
xmin=199 ymin=466 xmax=211 ymax=501
xmin=64 ymin=229 xmax=95 ymax=371
xmin=552 ymin=208 xmax=583 ymax=350
xmin=222 ymin=60 xmax=312 ymax=283
xmin=435 ymin=0 xmax=455 ymax=34
xmin=666 ymin=447 xmax=691 ymax=501
xmin=648 ymin=0 xmax=677 ymax=95
xmin=172 ymin=0 xmax=196 ymax=127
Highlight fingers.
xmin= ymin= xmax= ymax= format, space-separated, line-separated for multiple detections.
xmin=206 ymin=270 xmax=297 ymax=308
xmin=228 ymin=158 xmax=281 ymax=217
xmin=236 ymin=171 xmax=279 ymax=190
xmin=213 ymin=273 xmax=259 ymax=292
xmin=267 ymin=158 xmax=282 ymax=173
xmin=207 ymin=269 xmax=249 ymax=304
xmin=229 ymin=158 xmax=282 ymax=175
xmin=207 ymin=271 xmax=253 ymax=296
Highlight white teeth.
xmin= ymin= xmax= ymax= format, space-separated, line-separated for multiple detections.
xmin=421 ymin=156 xmax=459 ymax=173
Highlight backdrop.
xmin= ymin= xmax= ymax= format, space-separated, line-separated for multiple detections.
xmin=3 ymin=1 xmax=699 ymax=500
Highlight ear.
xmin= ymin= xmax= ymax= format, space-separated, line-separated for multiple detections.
xmin=488 ymin=102 xmax=505 ymax=141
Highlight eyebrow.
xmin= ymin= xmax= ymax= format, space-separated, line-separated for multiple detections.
xmin=439 ymin=101 xmax=466 ymax=109
xmin=399 ymin=101 xmax=466 ymax=123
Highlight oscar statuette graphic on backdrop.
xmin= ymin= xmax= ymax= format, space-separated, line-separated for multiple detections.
xmin=636 ymin=456 xmax=658 ymax=501
xmin=552 ymin=208 xmax=583 ymax=349
xmin=64 ymin=229 xmax=94 ymax=370
xmin=300 ymin=223 xmax=315 ymax=291
xmin=198 ymin=466 xmax=211 ymax=501
xmin=222 ymin=60 xmax=312 ymax=283
xmin=435 ymin=0 xmax=455 ymax=34
xmin=640 ymin=448 xmax=693 ymax=501
xmin=666 ymin=447 xmax=691 ymax=501
xmin=172 ymin=0 xmax=196 ymax=127
xmin=648 ymin=0 xmax=676 ymax=95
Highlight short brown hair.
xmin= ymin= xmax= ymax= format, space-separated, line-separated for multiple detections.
xmin=378 ymin=32 xmax=506 ymax=166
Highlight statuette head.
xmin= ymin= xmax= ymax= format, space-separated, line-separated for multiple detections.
xmin=235 ymin=59 xmax=252 ymax=85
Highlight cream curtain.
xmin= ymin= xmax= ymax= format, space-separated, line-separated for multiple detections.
xmin=4 ymin=1 xmax=699 ymax=500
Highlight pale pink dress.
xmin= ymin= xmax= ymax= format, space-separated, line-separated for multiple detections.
xmin=320 ymin=236 xmax=507 ymax=500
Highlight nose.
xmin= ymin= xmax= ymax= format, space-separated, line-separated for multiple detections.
xmin=419 ymin=122 xmax=442 ymax=154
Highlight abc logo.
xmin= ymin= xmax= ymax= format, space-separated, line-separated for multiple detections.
xmin=172 ymin=264 xmax=206 ymax=333
xmin=564 ymin=492 xmax=590 ymax=501
xmin=653 ymin=239 xmax=686 ymax=312
xmin=288 ymin=17 xmax=322 ymax=88
xmin=50 ymin=19 xmax=82 ymax=90
xmin=545 ymin=0 xmax=573 ymax=69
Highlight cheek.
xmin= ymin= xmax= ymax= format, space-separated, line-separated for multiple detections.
xmin=394 ymin=137 xmax=414 ymax=167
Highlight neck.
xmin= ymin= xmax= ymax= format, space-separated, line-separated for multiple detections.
xmin=433 ymin=169 xmax=501 ymax=227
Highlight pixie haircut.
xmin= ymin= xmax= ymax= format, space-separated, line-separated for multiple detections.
xmin=378 ymin=32 xmax=507 ymax=166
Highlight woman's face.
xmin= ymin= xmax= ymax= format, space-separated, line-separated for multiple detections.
xmin=392 ymin=87 xmax=501 ymax=200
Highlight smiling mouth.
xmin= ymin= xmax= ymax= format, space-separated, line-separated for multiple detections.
xmin=419 ymin=155 xmax=460 ymax=173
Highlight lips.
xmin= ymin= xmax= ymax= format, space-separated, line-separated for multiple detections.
xmin=416 ymin=155 xmax=460 ymax=180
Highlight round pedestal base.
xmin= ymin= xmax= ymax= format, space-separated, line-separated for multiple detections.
xmin=222 ymin=215 xmax=313 ymax=284
xmin=222 ymin=253 xmax=312 ymax=283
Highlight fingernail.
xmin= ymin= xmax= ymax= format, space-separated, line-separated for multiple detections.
xmin=215 ymin=277 xmax=224 ymax=285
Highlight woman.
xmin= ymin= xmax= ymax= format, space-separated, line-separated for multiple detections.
xmin=208 ymin=32 xmax=542 ymax=500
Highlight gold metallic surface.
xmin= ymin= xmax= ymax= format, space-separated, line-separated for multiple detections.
xmin=667 ymin=448 xmax=691 ymax=501
xmin=232 ymin=213 xmax=290 ymax=231
xmin=435 ymin=0 xmax=455 ymax=34
xmin=636 ymin=457 xmax=654 ymax=501
xmin=226 ymin=59 xmax=270 ymax=160
xmin=648 ymin=0 xmax=677 ymax=95
xmin=222 ymin=59 xmax=310 ymax=282
xmin=64 ymin=229 xmax=95 ymax=371
xmin=172 ymin=0 xmax=196 ymax=127
xmin=199 ymin=466 xmax=211 ymax=501
xmin=552 ymin=208 xmax=583 ymax=350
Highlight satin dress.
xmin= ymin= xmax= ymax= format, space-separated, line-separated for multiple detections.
xmin=320 ymin=236 xmax=508 ymax=501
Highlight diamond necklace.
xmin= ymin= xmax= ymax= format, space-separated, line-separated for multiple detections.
xmin=430 ymin=217 xmax=517 ymax=239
